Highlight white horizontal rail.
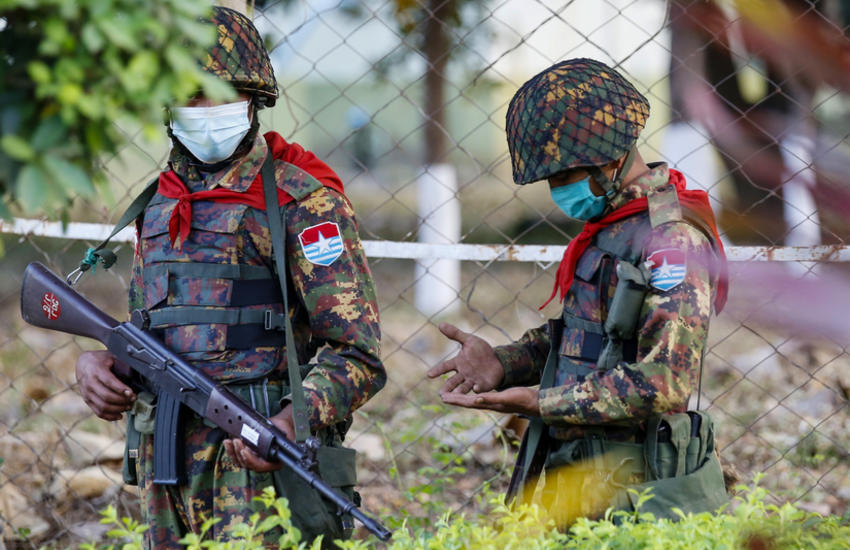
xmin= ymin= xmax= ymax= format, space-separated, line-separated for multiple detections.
xmin=3 ymin=217 xmax=850 ymax=262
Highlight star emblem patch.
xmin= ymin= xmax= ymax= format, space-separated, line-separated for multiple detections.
xmin=647 ymin=248 xmax=686 ymax=291
xmin=299 ymin=222 xmax=344 ymax=266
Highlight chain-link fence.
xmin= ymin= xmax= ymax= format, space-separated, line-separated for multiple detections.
xmin=2 ymin=0 xmax=850 ymax=547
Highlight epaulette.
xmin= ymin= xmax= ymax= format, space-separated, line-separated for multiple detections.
xmin=647 ymin=184 xmax=682 ymax=229
xmin=648 ymin=183 xmax=716 ymax=246
xmin=276 ymin=161 xmax=325 ymax=201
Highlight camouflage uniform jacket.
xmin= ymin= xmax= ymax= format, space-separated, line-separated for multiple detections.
xmin=494 ymin=163 xmax=718 ymax=439
xmin=128 ymin=133 xmax=385 ymax=430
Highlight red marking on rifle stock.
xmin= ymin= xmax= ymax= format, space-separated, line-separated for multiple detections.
xmin=41 ymin=292 xmax=60 ymax=320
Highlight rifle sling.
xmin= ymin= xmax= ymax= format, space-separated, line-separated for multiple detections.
xmin=261 ymin=152 xmax=311 ymax=443
xmin=506 ymin=317 xmax=562 ymax=505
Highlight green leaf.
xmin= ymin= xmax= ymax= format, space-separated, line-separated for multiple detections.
xmin=42 ymin=17 xmax=72 ymax=55
xmin=81 ymin=22 xmax=105 ymax=53
xmin=1 ymin=134 xmax=35 ymax=162
xmin=76 ymin=93 xmax=104 ymax=119
xmin=96 ymin=17 xmax=138 ymax=50
xmin=125 ymin=51 xmax=159 ymax=92
xmin=15 ymin=163 xmax=48 ymax=212
xmin=198 ymin=73 xmax=237 ymax=103
xmin=164 ymin=44 xmax=198 ymax=73
xmin=42 ymin=156 xmax=94 ymax=197
xmin=27 ymin=61 xmax=51 ymax=85
xmin=57 ymin=82 xmax=83 ymax=106
xmin=30 ymin=116 xmax=67 ymax=151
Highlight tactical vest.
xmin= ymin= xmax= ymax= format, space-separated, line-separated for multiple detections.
xmin=553 ymin=184 xmax=718 ymax=402
xmin=137 ymin=165 xmax=323 ymax=383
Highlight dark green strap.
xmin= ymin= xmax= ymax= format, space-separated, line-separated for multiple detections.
xmin=71 ymin=177 xmax=158 ymax=282
xmin=261 ymin=152 xmax=311 ymax=443
xmin=509 ymin=318 xmax=562 ymax=504
xmin=148 ymin=307 xmax=270 ymax=327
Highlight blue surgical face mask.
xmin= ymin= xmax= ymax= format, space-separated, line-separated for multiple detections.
xmin=170 ymin=100 xmax=252 ymax=164
xmin=550 ymin=177 xmax=607 ymax=220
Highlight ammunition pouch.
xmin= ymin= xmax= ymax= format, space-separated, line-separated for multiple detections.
xmin=596 ymin=260 xmax=651 ymax=371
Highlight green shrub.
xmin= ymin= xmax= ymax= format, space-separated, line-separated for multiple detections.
xmin=78 ymin=477 xmax=849 ymax=550
xmin=0 ymin=0 xmax=233 ymax=219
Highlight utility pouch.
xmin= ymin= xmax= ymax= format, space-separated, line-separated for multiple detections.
xmin=597 ymin=261 xmax=650 ymax=370
xmin=627 ymin=411 xmax=728 ymax=518
xmin=131 ymin=391 xmax=157 ymax=434
xmin=225 ymin=380 xmax=358 ymax=546
xmin=122 ymin=391 xmax=158 ymax=486
xmin=272 ymin=433 xmax=359 ymax=545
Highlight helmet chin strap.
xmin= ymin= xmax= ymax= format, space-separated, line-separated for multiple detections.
xmin=587 ymin=147 xmax=636 ymax=199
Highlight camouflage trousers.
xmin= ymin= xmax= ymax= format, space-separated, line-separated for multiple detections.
xmin=133 ymin=380 xmax=356 ymax=549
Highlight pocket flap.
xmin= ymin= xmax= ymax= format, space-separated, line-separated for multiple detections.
xmin=140 ymin=200 xmax=175 ymax=239
xmin=575 ymin=247 xmax=605 ymax=281
xmin=317 ymin=445 xmax=358 ymax=488
xmin=143 ymin=266 xmax=169 ymax=309
xmin=626 ymin=454 xmax=728 ymax=519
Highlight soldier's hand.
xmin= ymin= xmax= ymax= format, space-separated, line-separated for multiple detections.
xmin=440 ymin=387 xmax=540 ymax=417
xmin=75 ymin=350 xmax=136 ymax=421
xmin=427 ymin=322 xmax=505 ymax=394
xmin=224 ymin=404 xmax=295 ymax=473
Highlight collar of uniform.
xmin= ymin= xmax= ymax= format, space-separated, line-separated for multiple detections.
xmin=168 ymin=134 xmax=268 ymax=193
xmin=606 ymin=161 xmax=670 ymax=211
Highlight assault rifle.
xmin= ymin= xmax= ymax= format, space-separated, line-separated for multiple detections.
xmin=20 ymin=262 xmax=391 ymax=541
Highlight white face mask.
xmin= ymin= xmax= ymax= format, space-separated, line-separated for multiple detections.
xmin=170 ymin=100 xmax=252 ymax=164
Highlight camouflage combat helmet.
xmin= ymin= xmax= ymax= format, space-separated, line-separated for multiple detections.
xmin=205 ymin=6 xmax=278 ymax=107
xmin=506 ymin=58 xmax=649 ymax=186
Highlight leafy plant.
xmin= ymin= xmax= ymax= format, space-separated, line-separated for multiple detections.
xmin=0 ymin=0 xmax=233 ymax=219
xmin=78 ymin=476 xmax=850 ymax=550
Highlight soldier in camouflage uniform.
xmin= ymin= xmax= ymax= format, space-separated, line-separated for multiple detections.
xmin=429 ymin=58 xmax=729 ymax=524
xmin=74 ymin=7 xmax=384 ymax=548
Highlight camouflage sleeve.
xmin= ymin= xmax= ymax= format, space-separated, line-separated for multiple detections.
xmin=538 ymin=222 xmax=714 ymax=425
xmin=284 ymin=186 xmax=385 ymax=429
xmin=493 ymin=323 xmax=550 ymax=388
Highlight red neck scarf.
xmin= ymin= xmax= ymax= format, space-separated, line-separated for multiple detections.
xmin=542 ymin=169 xmax=728 ymax=313
xmin=157 ymin=132 xmax=344 ymax=247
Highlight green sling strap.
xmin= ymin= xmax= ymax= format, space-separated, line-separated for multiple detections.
xmin=505 ymin=317 xmax=562 ymax=505
xmin=68 ymin=178 xmax=159 ymax=284
xmin=260 ymin=152 xmax=311 ymax=444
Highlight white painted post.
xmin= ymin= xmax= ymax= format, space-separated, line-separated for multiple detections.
xmin=415 ymin=164 xmax=461 ymax=316
xmin=780 ymin=129 xmax=821 ymax=277
xmin=661 ymin=122 xmax=723 ymax=213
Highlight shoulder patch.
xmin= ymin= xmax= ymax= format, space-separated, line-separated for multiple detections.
xmin=299 ymin=222 xmax=344 ymax=266
xmin=647 ymin=248 xmax=686 ymax=291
